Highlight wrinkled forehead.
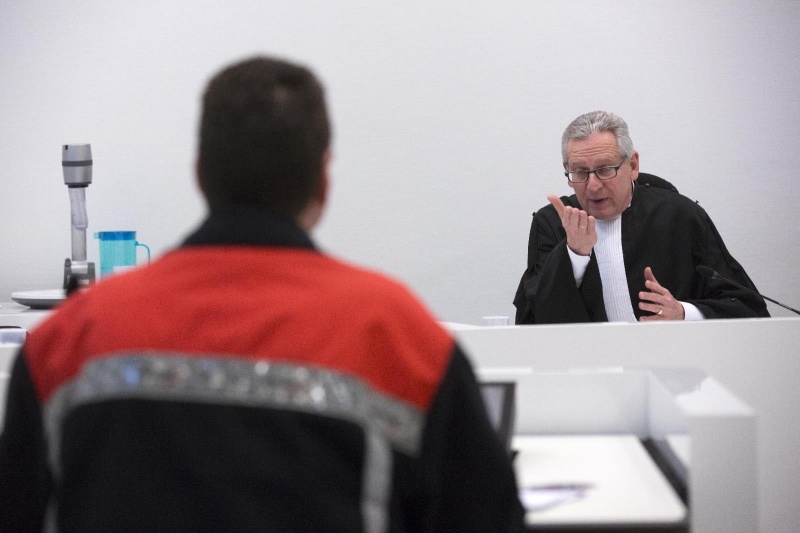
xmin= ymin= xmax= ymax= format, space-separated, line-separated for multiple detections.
xmin=566 ymin=131 xmax=620 ymax=166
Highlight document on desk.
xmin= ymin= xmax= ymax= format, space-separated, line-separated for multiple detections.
xmin=519 ymin=483 xmax=592 ymax=512
xmin=514 ymin=435 xmax=686 ymax=527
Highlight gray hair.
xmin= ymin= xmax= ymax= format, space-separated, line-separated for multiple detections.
xmin=561 ymin=110 xmax=635 ymax=163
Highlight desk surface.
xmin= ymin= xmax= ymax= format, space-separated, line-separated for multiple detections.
xmin=0 ymin=301 xmax=51 ymax=330
xmin=514 ymin=435 xmax=686 ymax=527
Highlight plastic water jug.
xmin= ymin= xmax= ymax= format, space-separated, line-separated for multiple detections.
xmin=93 ymin=231 xmax=151 ymax=278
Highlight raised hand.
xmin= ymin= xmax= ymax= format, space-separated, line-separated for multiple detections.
xmin=638 ymin=267 xmax=685 ymax=321
xmin=548 ymin=194 xmax=596 ymax=256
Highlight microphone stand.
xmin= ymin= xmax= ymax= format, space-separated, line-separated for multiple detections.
xmin=696 ymin=265 xmax=800 ymax=316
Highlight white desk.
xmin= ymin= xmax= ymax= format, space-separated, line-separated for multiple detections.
xmin=453 ymin=320 xmax=794 ymax=532
xmin=473 ymin=364 xmax=756 ymax=532
xmin=515 ymin=435 xmax=686 ymax=528
xmin=0 ymin=301 xmax=51 ymax=330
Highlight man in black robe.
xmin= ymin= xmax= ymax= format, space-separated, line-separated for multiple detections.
xmin=513 ymin=110 xmax=769 ymax=324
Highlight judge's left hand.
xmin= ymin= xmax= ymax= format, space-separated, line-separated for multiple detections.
xmin=638 ymin=267 xmax=685 ymax=321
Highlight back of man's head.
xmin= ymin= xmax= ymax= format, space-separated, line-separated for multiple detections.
xmin=198 ymin=56 xmax=331 ymax=219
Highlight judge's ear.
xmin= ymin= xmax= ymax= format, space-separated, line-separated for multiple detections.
xmin=297 ymin=149 xmax=332 ymax=232
xmin=629 ymin=151 xmax=640 ymax=182
xmin=564 ymin=161 xmax=576 ymax=190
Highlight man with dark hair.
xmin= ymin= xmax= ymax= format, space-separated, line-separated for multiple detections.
xmin=0 ymin=56 xmax=524 ymax=532
xmin=514 ymin=110 xmax=769 ymax=324
xmin=197 ymin=56 xmax=331 ymax=218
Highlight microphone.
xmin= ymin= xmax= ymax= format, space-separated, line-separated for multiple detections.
xmin=696 ymin=265 xmax=800 ymax=316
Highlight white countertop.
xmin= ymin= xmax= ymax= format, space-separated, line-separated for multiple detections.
xmin=514 ymin=434 xmax=687 ymax=527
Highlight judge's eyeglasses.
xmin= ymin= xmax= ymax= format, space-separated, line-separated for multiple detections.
xmin=564 ymin=157 xmax=629 ymax=183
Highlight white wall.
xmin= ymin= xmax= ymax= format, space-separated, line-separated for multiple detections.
xmin=2 ymin=1 xmax=799 ymax=323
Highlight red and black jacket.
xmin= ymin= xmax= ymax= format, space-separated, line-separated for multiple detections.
xmin=1 ymin=206 xmax=523 ymax=532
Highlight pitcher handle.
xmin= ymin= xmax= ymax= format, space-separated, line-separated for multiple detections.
xmin=135 ymin=242 xmax=151 ymax=265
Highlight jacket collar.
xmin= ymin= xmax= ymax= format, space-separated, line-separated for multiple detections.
xmin=181 ymin=204 xmax=316 ymax=250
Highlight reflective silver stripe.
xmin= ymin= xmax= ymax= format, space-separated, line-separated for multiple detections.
xmin=362 ymin=429 xmax=393 ymax=533
xmin=44 ymin=352 xmax=427 ymax=532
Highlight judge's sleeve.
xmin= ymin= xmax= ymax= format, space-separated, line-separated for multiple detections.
xmin=514 ymin=205 xmax=601 ymax=324
xmin=688 ymin=210 xmax=770 ymax=319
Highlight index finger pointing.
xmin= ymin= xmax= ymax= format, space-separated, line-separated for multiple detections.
xmin=547 ymin=194 xmax=566 ymax=218
xmin=643 ymin=267 xmax=664 ymax=293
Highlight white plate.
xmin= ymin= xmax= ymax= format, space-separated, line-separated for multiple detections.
xmin=11 ymin=289 xmax=67 ymax=309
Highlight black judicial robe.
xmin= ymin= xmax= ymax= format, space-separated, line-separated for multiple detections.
xmin=513 ymin=184 xmax=770 ymax=324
